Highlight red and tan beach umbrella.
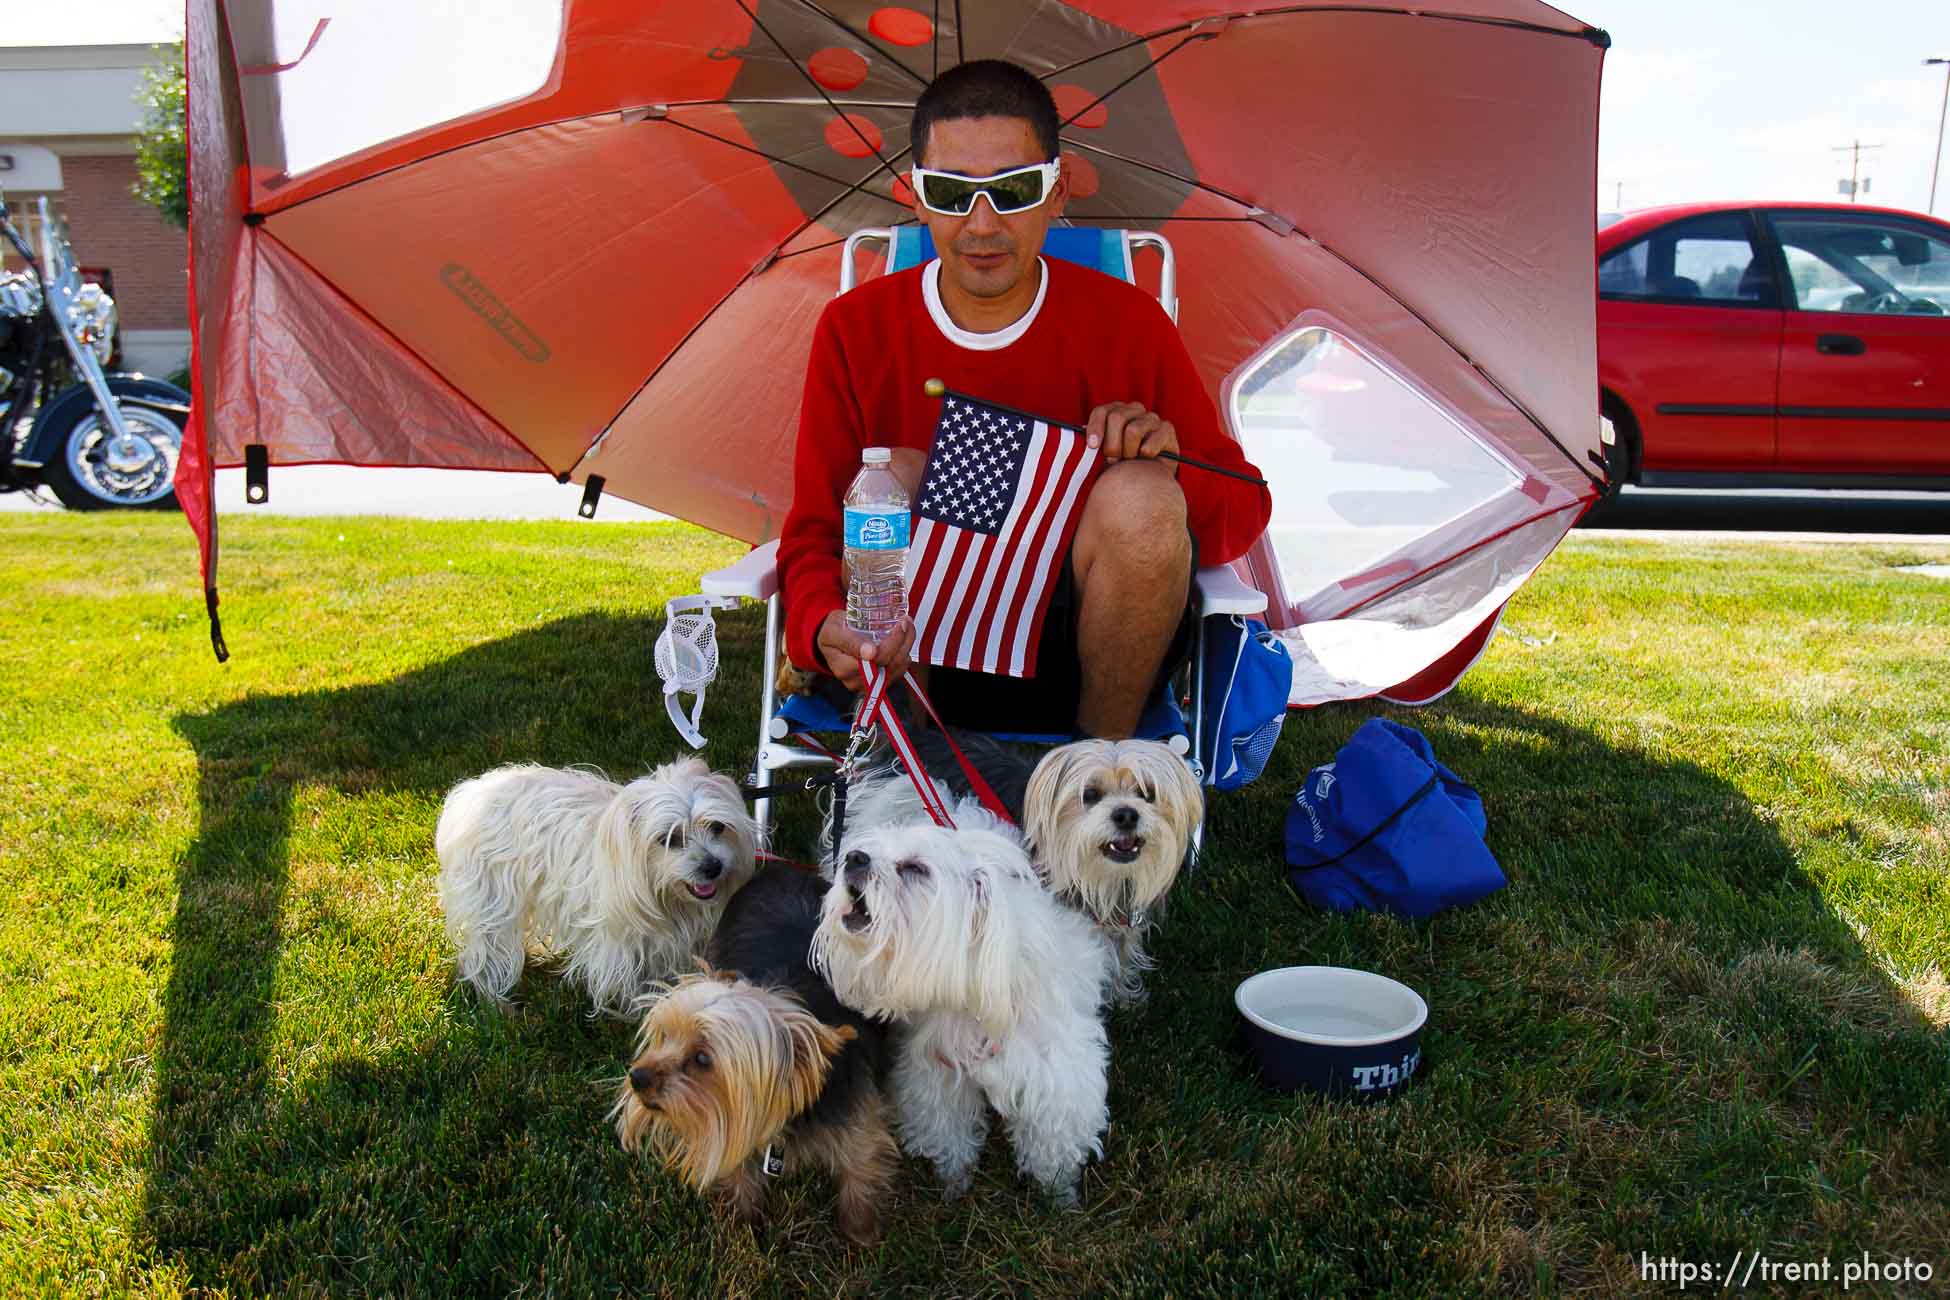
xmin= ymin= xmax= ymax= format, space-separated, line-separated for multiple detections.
xmin=183 ymin=0 xmax=1607 ymax=703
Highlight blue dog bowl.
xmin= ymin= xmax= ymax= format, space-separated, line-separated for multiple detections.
xmin=1235 ymin=966 xmax=1427 ymax=1100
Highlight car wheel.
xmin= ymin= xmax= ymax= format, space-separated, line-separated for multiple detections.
xmin=39 ymin=397 xmax=184 ymax=511
xmin=1599 ymin=394 xmax=1641 ymax=488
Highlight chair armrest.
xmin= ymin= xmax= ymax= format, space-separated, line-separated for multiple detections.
xmin=1194 ymin=564 xmax=1267 ymax=617
xmin=701 ymin=539 xmax=780 ymax=601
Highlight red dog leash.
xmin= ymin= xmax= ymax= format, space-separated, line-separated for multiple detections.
xmin=859 ymin=662 xmax=1015 ymax=829
xmin=746 ymin=665 xmax=1017 ymax=870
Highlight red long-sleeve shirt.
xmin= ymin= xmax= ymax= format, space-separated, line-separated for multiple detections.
xmin=779 ymin=255 xmax=1270 ymax=672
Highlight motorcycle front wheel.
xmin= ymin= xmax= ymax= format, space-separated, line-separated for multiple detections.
xmin=40 ymin=396 xmax=184 ymax=511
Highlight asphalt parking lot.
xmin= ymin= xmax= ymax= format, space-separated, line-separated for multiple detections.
xmin=7 ymin=472 xmax=1948 ymax=545
xmin=0 ymin=465 xmax=667 ymax=521
xmin=1579 ymin=486 xmax=1950 ymax=542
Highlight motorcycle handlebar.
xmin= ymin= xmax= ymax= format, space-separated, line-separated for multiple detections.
xmin=0 ymin=211 xmax=41 ymax=289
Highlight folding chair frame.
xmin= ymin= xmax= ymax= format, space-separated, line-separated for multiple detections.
xmin=699 ymin=542 xmax=1265 ymax=853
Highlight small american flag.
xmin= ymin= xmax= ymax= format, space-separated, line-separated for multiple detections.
xmin=904 ymin=392 xmax=1100 ymax=677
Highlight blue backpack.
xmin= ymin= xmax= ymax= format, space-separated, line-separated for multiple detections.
xmin=1284 ymin=718 xmax=1506 ymax=918
xmin=1198 ymin=616 xmax=1293 ymax=792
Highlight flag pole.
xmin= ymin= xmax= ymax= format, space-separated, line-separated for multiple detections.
xmin=922 ymin=379 xmax=1270 ymax=488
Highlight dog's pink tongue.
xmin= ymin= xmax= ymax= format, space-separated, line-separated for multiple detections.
xmin=689 ymin=881 xmax=718 ymax=900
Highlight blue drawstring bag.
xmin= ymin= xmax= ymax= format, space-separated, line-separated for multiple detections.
xmin=1285 ymin=718 xmax=1505 ymax=918
xmin=1199 ymin=616 xmax=1293 ymax=792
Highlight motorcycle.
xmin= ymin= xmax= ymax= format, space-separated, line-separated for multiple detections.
xmin=1 ymin=192 xmax=189 ymax=511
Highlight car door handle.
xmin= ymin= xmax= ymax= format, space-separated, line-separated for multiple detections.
xmin=1816 ymin=333 xmax=1865 ymax=356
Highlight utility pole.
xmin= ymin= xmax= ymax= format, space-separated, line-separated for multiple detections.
xmin=1831 ymin=139 xmax=1883 ymax=202
xmin=1928 ymin=58 xmax=1949 ymax=214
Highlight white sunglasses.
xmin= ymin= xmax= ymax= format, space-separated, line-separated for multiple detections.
xmin=909 ymin=161 xmax=1061 ymax=216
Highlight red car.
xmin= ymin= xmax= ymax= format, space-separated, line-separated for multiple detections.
xmin=1597 ymin=201 xmax=1950 ymax=488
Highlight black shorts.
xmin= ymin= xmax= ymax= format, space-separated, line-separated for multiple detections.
xmin=927 ymin=531 xmax=1199 ymax=735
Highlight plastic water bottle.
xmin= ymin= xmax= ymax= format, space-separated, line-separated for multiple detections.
xmin=843 ymin=446 xmax=910 ymax=640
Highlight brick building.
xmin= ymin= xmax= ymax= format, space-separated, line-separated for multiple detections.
xmin=1 ymin=24 xmax=189 ymax=377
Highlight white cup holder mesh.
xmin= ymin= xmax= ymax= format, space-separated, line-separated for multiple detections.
xmin=655 ymin=595 xmax=737 ymax=748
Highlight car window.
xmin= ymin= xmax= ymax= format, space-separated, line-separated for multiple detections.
xmin=1599 ymin=213 xmax=1772 ymax=305
xmin=1598 ymin=240 xmax=1650 ymax=295
xmin=1779 ymin=246 xmax=1866 ymax=313
xmin=1768 ymin=216 xmax=1950 ymax=316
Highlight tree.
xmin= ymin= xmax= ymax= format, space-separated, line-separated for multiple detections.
xmin=132 ymin=43 xmax=188 ymax=231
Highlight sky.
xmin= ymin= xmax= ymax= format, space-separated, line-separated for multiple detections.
xmin=1576 ymin=0 xmax=1949 ymax=215
xmin=37 ymin=0 xmax=1950 ymax=219
xmin=2 ymin=1 xmax=181 ymax=49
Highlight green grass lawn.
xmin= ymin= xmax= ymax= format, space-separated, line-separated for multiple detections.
xmin=0 ymin=512 xmax=1945 ymax=1298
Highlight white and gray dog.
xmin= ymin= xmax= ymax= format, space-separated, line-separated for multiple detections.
xmin=436 ymin=756 xmax=757 ymax=1015
xmin=813 ymin=763 xmax=1115 ymax=1208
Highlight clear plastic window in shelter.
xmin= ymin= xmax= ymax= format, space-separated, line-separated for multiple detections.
xmin=238 ymin=0 xmax=564 ymax=179
xmin=1229 ymin=326 xmax=1519 ymax=614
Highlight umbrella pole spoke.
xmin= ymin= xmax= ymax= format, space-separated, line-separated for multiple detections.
xmin=653 ymin=115 xmax=909 ymax=213
xmin=738 ymin=0 xmax=909 ymax=195
xmin=1054 ymin=32 xmax=1208 ymax=136
xmin=787 ymin=0 xmax=929 ymax=87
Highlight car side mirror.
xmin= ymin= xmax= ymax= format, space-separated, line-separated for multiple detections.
xmin=1889 ymin=232 xmax=1931 ymax=267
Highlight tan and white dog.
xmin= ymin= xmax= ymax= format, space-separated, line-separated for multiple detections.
xmin=1023 ymin=740 xmax=1204 ymax=1004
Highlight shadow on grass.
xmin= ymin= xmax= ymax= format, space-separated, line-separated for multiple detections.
xmin=142 ymin=611 xmax=1948 ymax=1294
xmin=144 ymin=611 xmax=783 ymax=1293
xmin=1127 ymin=693 xmax=1949 ymax=1290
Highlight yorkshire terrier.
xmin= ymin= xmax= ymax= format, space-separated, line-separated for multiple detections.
xmin=613 ymin=865 xmax=895 ymax=1244
xmin=775 ymin=656 xmax=819 ymax=699
xmin=436 ymin=756 xmax=757 ymax=1015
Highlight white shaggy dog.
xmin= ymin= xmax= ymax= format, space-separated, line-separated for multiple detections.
xmin=1022 ymin=740 xmax=1204 ymax=1004
xmin=811 ymin=801 xmax=1115 ymax=1208
xmin=436 ymin=757 xmax=757 ymax=1014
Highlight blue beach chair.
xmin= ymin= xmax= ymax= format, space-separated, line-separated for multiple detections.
xmin=696 ymin=224 xmax=1267 ymax=842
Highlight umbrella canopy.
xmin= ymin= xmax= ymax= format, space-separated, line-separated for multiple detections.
xmin=182 ymin=0 xmax=1608 ymax=702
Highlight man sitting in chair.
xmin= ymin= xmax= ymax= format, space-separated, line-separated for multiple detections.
xmin=778 ymin=59 xmax=1270 ymax=740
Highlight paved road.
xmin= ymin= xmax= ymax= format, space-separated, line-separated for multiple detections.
xmin=0 ymin=465 xmax=667 ymax=521
xmin=1580 ymin=486 xmax=1950 ymax=543
xmin=8 ymin=471 xmax=1949 ymax=548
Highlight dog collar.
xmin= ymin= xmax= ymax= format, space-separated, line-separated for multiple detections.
xmin=933 ymin=1038 xmax=1001 ymax=1074
xmin=1070 ymin=887 xmax=1147 ymax=931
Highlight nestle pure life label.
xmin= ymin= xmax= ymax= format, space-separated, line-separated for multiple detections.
xmin=844 ymin=507 xmax=910 ymax=550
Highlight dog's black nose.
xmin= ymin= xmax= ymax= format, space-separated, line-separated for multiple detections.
xmin=1110 ymin=805 xmax=1140 ymax=832
xmin=843 ymin=850 xmax=872 ymax=878
xmin=695 ymin=858 xmax=723 ymax=882
xmin=628 ymin=1066 xmax=660 ymax=1093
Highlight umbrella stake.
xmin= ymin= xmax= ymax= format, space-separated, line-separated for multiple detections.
xmin=244 ymin=444 xmax=270 ymax=505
